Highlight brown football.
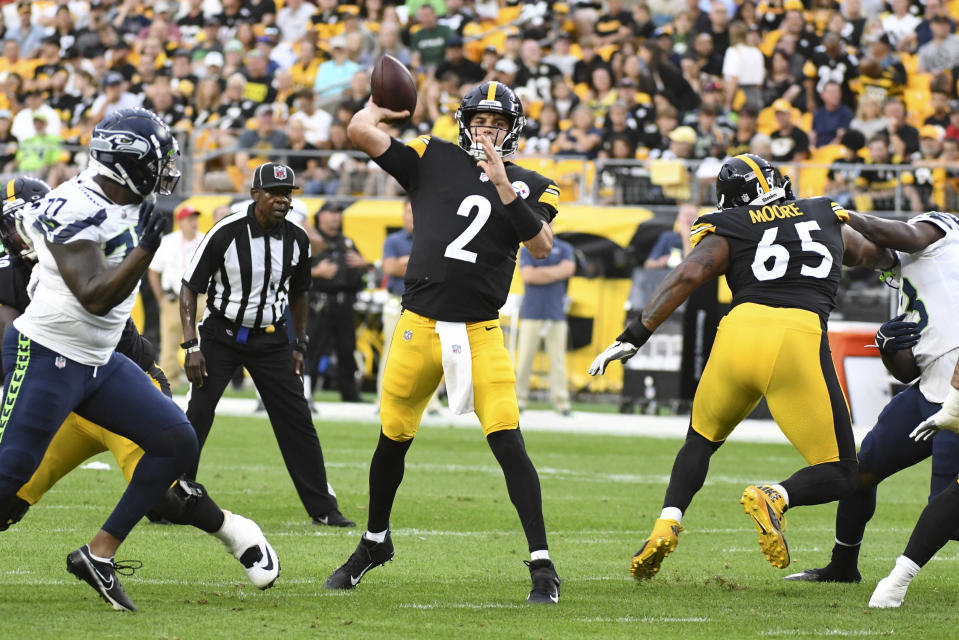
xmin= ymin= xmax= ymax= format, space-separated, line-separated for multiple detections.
xmin=371 ymin=55 xmax=417 ymax=115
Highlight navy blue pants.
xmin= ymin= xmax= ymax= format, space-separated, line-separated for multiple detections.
xmin=835 ymin=384 xmax=959 ymax=545
xmin=0 ymin=328 xmax=197 ymax=541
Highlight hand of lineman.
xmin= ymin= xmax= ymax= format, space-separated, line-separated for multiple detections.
xmin=137 ymin=198 xmax=170 ymax=253
xmin=874 ymin=314 xmax=920 ymax=355
xmin=476 ymin=134 xmax=509 ymax=188
xmin=588 ymin=341 xmax=638 ymax=376
xmin=910 ymin=395 xmax=959 ymax=441
xmin=184 ymin=350 xmax=208 ymax=387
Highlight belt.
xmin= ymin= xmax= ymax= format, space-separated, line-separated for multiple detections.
xmin=208 ymin=311 xmax=284 ymax=344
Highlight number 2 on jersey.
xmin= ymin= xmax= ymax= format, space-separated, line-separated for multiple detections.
xmin=444 ymin=194 xmax=491 ymax=264
xmin=751 ymin=221 xmax=833 ymax=282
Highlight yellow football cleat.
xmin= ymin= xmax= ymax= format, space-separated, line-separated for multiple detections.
xmin=630 ymin=518 xmax=684 ymax=581
xmin=740 ymin=485 xmax=790 ymax=569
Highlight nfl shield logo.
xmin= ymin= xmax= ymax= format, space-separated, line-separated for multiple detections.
xmin=54 ymin=356 xmax=66 ymax=369
xmin=452 ymin=344 xmax=461 ymax=354
xmin=403 ymin=330 xmax=413 ymax=341
xmin=274 ymin=165 xmax=288 ymax=180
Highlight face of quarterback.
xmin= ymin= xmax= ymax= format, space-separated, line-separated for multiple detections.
xmin=469 ymin=111 xmax=511 ymax=151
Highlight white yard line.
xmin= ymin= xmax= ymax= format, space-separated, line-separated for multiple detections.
xmin=183 ymin=397 xmax=876 ymax=446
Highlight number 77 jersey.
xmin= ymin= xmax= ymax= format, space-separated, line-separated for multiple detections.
xmin=371 ymin=135 xmax=560 ymax=322
xmin=689 ymin=196 xmax=847 ymax=319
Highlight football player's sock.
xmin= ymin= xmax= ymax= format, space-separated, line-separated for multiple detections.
xmin=834 ymin=484 xmax=877 ymax=549
xmin=770 ymin=484 xmax=789 ymax=508
xmin=363 ymin=529 xmax=388 ymax=543
xmin=778 ymin=459 xmax=857 ymax=507
xmin=367 ymin=431 xmax=413 ymax=532
xmin=530 ymin=549 xmax=550 ymax=562
xmin=88 ymin=548 xmax=114 ymax=563
xmin=902 ymin=481 xmax=959 ymax=567
xmin=660 ymin=507 xmax=683 ymax=523
xmin=487 ymin=429 xmax=548 ymax=553
xmin=187 ymin=494 xmax=227 ymax=533
xmin=886 ymin=555 xmax=920 ymax=587
xmin=662 ymin=427 xmax=723 ymax=512
xmin=829 ymin=539 xmax=862 ymax=571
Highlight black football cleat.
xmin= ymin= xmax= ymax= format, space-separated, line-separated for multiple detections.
xmin=783 ymin=565 xmax=862 ymax=583
xmin=312 ymin=509 xmax=356 ymax=528
xmin=526 ymin=559 xmax=561 ymax=604
xmin=324 ymin=533 xmax=394 ymax=589
xmin=66 ymin=545 xmax=139 ymax=612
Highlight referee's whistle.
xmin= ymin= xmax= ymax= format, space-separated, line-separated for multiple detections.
xmin=265 ymin=325 xmax=275 ymax=333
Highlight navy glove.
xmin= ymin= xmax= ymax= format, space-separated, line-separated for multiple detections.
xmin=137 ymin=199 xmax=170 ymax=253
xmin=875 ymin=313 xmax=920 ymax=354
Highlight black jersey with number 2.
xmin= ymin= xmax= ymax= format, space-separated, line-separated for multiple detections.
xmin=372 ymin=135 xmax=560 ymax=322
xmin=689 ymin=196 xmax=848 ymax=319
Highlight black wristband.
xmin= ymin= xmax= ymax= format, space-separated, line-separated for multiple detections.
xmin=293 ymin=342 xmax=308 ymax=354
xmin=180 ymin=338 xmax=198 ymax=349
xmin=504 ymin=197 xmax=545 ymax=242
xmin=617 ymin=321 xmax=653 ymax=348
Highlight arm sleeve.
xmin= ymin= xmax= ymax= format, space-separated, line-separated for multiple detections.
xmin=530 ymin=178 xmax=561 ymax=224
xmin=182 ymin=224 xmax=230 ymax=294
xmin=290 ymin=231 xmax=311 ymax=296
xmin=371 ymin=137 xmax=423 ymax=193
xmin=115 ymin=317 xmax=157 ymax=372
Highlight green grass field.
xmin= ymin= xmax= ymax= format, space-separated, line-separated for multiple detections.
xmin=2 ymin=414 xmax=958 ymax=639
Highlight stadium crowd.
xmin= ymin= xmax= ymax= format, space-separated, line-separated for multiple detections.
xmin=2 ymin=0 xmax=959 ymax=211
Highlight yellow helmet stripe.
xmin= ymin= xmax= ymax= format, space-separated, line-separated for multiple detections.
xmin=5 ymin=179 xmax=14 ymax=202
xmin=736 ymin=154 xmax=770 ymax=193
xmin=486 ymin=81 xmax=498 ymax=101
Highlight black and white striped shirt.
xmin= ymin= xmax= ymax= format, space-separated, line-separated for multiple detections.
xmin=182 ymin=204 xmax=311 ymax=328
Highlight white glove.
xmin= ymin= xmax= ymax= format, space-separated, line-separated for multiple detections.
xmin=588 ymin=341 xmax=638 ymax=376
xmin=910 ymin=387 xmax=959 ymax=441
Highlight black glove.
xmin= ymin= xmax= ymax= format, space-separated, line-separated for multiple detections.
xmin=875 ymin=313 xmax=920 ymax=355
xmin=137 ymin=199 xmax=170 ymax=253
xmin=148 ymin=363 xmax=173 ymax=398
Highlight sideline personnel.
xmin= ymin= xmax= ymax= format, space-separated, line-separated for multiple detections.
xmin=180 ymin=162 xmax=354 ymax=527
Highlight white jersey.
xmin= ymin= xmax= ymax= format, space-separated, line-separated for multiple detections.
xmin=897 ymin=212 xmax=959 ymax=402
xmin=15 ymin=170 xmax=145 ymax=366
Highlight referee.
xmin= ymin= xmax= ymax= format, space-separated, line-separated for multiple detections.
xmin=180 ymin=162 xmax=354 ymax=527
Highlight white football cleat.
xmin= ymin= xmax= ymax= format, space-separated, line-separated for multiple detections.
xmin=216 ymin=511 xmax=280 ymax=589
xmin=869 ymin=575 xmax=907 ymax=608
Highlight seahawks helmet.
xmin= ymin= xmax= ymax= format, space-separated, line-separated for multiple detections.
xmin=455 ymin=81 xmax=526 ymax=161
xmin=89 ymin=108 xmax=181 ymax=197
xmin=716 ymin=153 xmax=793 ymax=209
xmin=0 ymin=176 xmax=50 ymax=262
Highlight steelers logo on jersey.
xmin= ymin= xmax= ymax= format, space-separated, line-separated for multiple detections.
xmin=511 ymin=181 xmax=530 ymax=199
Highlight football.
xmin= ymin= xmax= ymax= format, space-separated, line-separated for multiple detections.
xmin=371 ymin=54 xmax=417 ymax=115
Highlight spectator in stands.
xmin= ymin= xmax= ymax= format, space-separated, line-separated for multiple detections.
xmin=638 ymin=39 xmax=699 ymax=114
xmin=550 ymin=78 xmax=581 ymax=121
xmin=515 ymin=229 xmax=576 ymax=417
xmin=849 ymin=93 xmax=886 ymax=141
xmin=543 ymin=32 xmax=578 ymax=79
xmin=858 ymin=31 xmax=907 ymax=105
xmin=855 ymin=133 xmax=922 ymax=212
xmin=284 ymin=118 xmax=328 ymax=195
xmin=825 ymin=128 xmax=865 ymax=209
xmin=15 ymin=111 xmax=63 ymax=182
xmin=10 ymin=1 xmax=45 ymax=59
xmin=803 ymin=31 xmax=858 ymax=113
xmin=493 ymin=57 xmax=519 ymax=86
xmin=915 ymin=0 xmax=954 ymax=48
xmin=0 ymin=110 xmax=17 ymax=172
xmin=177 ymin=0 xmax=207 ymax=43
xmin=884 ymin=97 xmax=920 ymax=159
xmin=881 ymin=0 xmax=921 ymax=52
xmin=600 ymin=102 xmax=642 ymax=158
xmin=525 ymin=103 xmax=562 ymax=155
xmin=515 ymin=39 xmax=561 ymax=103
xmin=410 ymin=4 xmax=455 ymax=72
xmin=288 ymin=43 xmax=320 ymax=92
xmin=946 ymin=100 xmax=959 ymax=142
xmin=810 ymin=80 xmax=853 ymax=148
xmin=314 ymin=36 xmax=359 ymax=99
xmin=917 ymin=15 xmax=959 ymax=74
xmin=556 ymin=104 xmax=603 ymax=159
xmin=435 ymin=37 xmax=485 ymax=87
xmin=696 ymin=0 xmax=731 ymax=53
xmin=726 ymin=104 xmax=759 ymax=157
xmin=212 ymin=0 xmax=253 ymax=39
xmin=276 ymin=0 xmax=314 ymax=45
xmin=594 ymin=0 xmax=635 ymax=47
xmin=365 ymin=22 xmax=411 ymax=67
xmin=925 ymin=89 xmax=952 ymax=128
xmin=690 ymin=31 xmax=724 ymax=78
xmin=763 ymin=48 xmax=803 ymax=110
xmin=770 ymin=98 xmax=810 ymax=162
xmin=216 ymin=73 xmax=258 ymax=133
xmin=722 ymin=21 xmax=765 ymax=111
xmin=587 ymin=66 xmax=619 ymax=124
xmin=290 ymin=90 xmax=333 ymax=148
xmin=12 ymin=89 xmax=61 ymax=142
xmin=660 ymin=124 xmax=697 ymax=159
xmin=236 ymin=105 xmax=290 ymax=175
xmin=572 ymin=36 xmax=611 ymax=86
xmin=644 ymin=203 xmax=698 ymax=272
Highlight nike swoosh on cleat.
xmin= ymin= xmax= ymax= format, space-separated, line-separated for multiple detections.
xmin=257 ymin=548 xmax=274 ymax=572
xmin=750 ymin=514 xmax=768 ymax=534
xmin=350 ymin=563 xmax=373 ymax=586
xmin=94 ymin=566 xmax=115 ymax=591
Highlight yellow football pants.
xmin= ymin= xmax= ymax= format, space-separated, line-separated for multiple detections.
xmin=691 ymin=302 xmax=855 ymax=465
xmin=380 ymin=310 xmax=519 ymax=441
